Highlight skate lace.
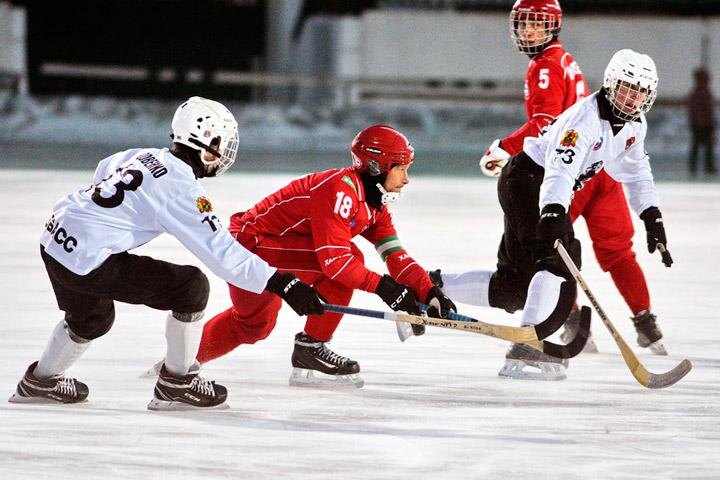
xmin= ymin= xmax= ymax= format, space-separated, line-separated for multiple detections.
xmin=318 ymin=344 xmax=347 ymax=366
xmin=55 ymin=378 xmax=77 ymax=396
xmin=189 ymin=376 xmax=215 ymax=396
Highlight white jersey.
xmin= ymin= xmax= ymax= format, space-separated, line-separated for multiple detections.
xmin=40 ymin=147 xmax=275 ymax=293
xmin=523 ymin=91 xmax=660 ymax=215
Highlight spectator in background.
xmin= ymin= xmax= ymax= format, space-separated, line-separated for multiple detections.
xmin=687 ymin=67 xmax=716 ymax=175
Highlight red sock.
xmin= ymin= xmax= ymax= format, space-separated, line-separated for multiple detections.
xmin=196 ymin=307 xmax=243 ymax=364
xmin=608 ymin=258 xmax=650 ymax=315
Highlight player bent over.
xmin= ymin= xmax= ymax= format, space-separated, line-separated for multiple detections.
xmin=438 ymin=50 xmax=670 ymax=380
xmin=195 ymin=125 xmax=457 ymax=388
xmin=8 ymin=97 xmax=323 ymax=410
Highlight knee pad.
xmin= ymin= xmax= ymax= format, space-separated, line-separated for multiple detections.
xmin=231 ymin=308 xmax=277 ymax=345
xmin=488 ymin=270 xmax=528 ymax=313
xmin=176 ymin=266 xmax=210 ymax=313
xmin=171 ymin=311 xmax=204 ymax=322
xmin=65 ymin=308 xmax=114 ymax=341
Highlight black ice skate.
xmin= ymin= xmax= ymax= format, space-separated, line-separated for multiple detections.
xmin=289 ymin=332 xmax=363 ymax=388
xmin=147 ymin=364 xmax=228 ymax=411
xmin=8 ymin=361 xmax=89 ymax=404
xmin=632 ymin=310 xmax=667 ymax=355
xmin=498 ymin=343 xmax=568 ymax=381
xmin=561 ymin=308 xmax=599 ymax=353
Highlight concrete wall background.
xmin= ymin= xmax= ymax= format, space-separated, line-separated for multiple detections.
xmin=352 ymin=12 xmax=717 ymax=99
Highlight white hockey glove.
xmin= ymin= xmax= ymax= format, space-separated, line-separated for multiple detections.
xmin=480 ymin=139 xmax=510 ymax=177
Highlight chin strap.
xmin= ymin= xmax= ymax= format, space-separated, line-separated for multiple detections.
xmin=376 ymin=183 xmax=401 ymax=205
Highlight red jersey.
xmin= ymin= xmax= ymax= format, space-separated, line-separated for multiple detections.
xmin=502 ymin=41 xmax=589 ymax=155
xmin=229 ymin=167 xmax=433 ymax=298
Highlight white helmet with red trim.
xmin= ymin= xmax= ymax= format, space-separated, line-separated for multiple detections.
xmin=509 ymin=0 xmax=562 ymax=56
xmin=171 ymin=96 xmax=239 ymax=176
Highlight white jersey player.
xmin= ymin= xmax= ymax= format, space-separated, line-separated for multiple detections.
xmin=439 ymin=50 xmax=671 ymax=380
xmin=9 ymin=97 xmax=324 ymax=410
xmin=525 ymin=92 xmax=659 ymax=217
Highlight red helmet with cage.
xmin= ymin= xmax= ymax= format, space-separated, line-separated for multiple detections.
xmin=350 ymin=125 xmax=414 ymax=176
xmin=510 ymin=0 xmax=562 ymax=56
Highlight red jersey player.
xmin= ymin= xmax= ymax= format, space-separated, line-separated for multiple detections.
xmin=196 ymin=125 xmax=457 ymax=388
xmin=478 ymin=0 xmax=668 ymax=354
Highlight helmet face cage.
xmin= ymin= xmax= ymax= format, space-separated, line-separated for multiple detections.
xmin=211 ymin=129 xmax=239 ymax=176
xmin=606 ymin=81 xmax=657 ymax=122
xmin=510 ymin=8 xmax=560 ymax=55
xmin=603 ymin=50 xmax=659 ymax=122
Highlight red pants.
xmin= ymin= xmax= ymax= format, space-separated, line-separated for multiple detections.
xmin=570 ymin=169 xmax=650 ymax=314
xmin=197 ymin=233 xmax=359 ymax=364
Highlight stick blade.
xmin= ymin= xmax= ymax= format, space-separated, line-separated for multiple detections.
xmin=644 ymin=359 xmax=693 ymax=389
xmin=541 ymin=306 xmax=592 ymax=359
xmin=533 ymin=280 xmax=577 ymax=340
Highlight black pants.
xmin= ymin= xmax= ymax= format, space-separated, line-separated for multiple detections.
xmin=689 ymin=126 xmax=716 ymax=173
xmin=488 ymin=152 xmax=581 ymax=313
xmin=41 ymin=247 xmax=209 ymax=340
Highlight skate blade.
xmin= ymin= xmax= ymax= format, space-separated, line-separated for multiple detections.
xmin=289 ymin=368 xmax=364 ymax=389
xmin=8 ymin=392 xmax=88 ymax=404
xmin=498 ymin=359 xmax=567 ymax=381
xmin=646 ymin=340 xmax=668 ymax=356
xmin=140 ymin=359 xmax=201 ymax=379
xmin=139 ymin=362 xmax=163 ymax=379
xmin=582 ymin=337 xmax=599 ymax=353
xmin=147 ymin=398 xmax=230 ymax=411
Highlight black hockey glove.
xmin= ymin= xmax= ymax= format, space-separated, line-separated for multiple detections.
xmin=425 ymin=286 xmax=457 ymax=319
xmin=640 ymin=207 xmax=673 ymax=267
xmin=266 ymin=272 xmax=325 ymax=316
xmin=536 ymin=203 xmax=571 ymax=249
xmin=375 ymin=274 xmax=421 ymax=315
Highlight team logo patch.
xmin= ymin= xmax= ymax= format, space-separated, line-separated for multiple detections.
xmin=341 ymin=175 xmax=358 ymax=193
xmin=560 ymin=129 xmax=579 ymax=147
xmin=625 ymin=136 xmax=636 ymax=150
xmin=196 ymin=196 xmax=213 ymax=213
xmin=592 ymin=137 xmax=603 ymax=151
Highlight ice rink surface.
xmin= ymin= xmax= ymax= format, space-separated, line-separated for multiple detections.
xmin=0 ymin=168 xmax=718 ymax=479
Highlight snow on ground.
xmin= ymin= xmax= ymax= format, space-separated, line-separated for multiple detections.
xmin=0 ymin=169 xmax=718 ymax=479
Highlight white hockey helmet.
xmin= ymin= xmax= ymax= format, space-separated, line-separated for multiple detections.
xmin=171 ymin=96 xmax=239 ymax=175
xmin=602 ymin=49 xmax=658 ymax=122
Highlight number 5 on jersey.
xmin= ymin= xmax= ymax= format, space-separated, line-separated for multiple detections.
xmin=334 ymin=192 xmax=353 ymax=218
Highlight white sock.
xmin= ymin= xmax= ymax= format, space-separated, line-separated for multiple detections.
xmin=34 ymin=321 xmax=91 ymax=379
xmin=520 ymin=270 xmax=564 ymax=326
xmin=164 ymin=312 xmax=203 ymax=376
xmin=439 ymin=270 xmax=493 ymax=307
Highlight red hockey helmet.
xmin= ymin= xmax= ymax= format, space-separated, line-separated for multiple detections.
xmin=350 ymin=124 xmax=414 ymax=176
xmin=510 ymin=0 xmax=562 ymax=55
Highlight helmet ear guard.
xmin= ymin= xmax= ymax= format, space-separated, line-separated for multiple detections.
xmin=171 ymin=97 xmax=239 ymax=176
xmin=350 ymin=124 xmax=414 ymax=176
